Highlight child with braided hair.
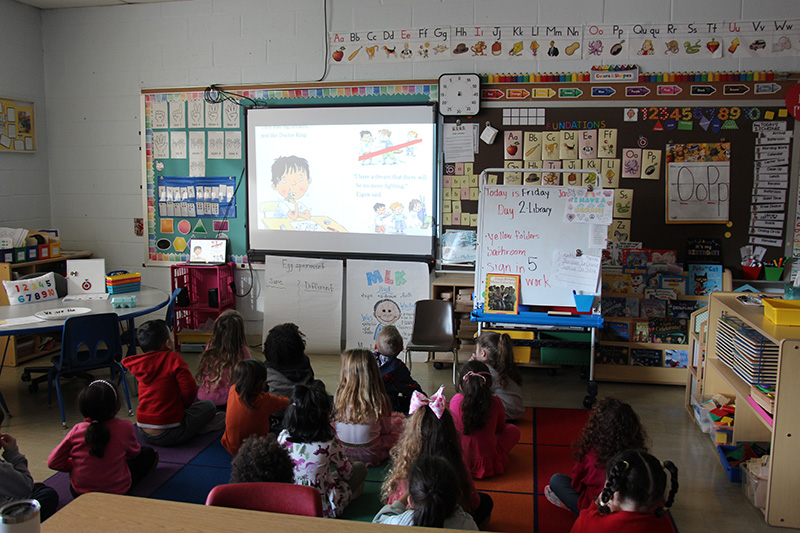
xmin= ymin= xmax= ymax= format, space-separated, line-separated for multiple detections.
xmin=570 ymin=449 xmax=679 ymax=532
xmin=449 ymin=360 xmax=520 ymax=479
xmin=546 ymin=397 xmax=648 ymax=516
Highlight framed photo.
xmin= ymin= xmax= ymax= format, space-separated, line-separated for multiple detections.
xmin=484 ymin=273 xmax=520 ymax=314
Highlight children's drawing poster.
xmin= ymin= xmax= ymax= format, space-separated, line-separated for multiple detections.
xmin=0 ymin=97 xmax=36 ymax=152
xmin=345 ymin=260 xmax=430 ymax=355
xmin=263 ymin=255 xmax=344 ymax=354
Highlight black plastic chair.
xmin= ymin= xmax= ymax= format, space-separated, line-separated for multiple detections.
xmin=404 ymin=299 xmax=459 ymax=384
xmin=47 ymin=313 xmax=133 ymax=428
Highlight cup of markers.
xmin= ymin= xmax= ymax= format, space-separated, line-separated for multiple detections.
xmin=763 ymin=258 xmax=786 ymax=282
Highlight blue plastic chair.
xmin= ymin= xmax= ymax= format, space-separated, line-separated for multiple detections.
xmin=47 ymin=313 xmax=133 ymax=428
xmin=165 ymin=288 xmax=182 ymax=332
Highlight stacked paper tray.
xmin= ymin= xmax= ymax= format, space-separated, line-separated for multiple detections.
xmin=106 ymin=282 xmax=141 ymax=294
xmin=716 ymin=314 xmax=778 ymax=387
xmin=106 ymin=272 xmax=142 ymax=294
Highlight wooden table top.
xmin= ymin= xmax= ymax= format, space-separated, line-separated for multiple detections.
xmin=42 ymin=492 xmax=469 ymax=532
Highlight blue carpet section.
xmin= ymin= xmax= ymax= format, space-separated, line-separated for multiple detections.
xmin=189 ymin=438 xmax=233 ymax=467
xmin=149 ymin=464 xmax=232 ymax=504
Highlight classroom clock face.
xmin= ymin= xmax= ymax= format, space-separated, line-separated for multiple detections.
xmin=438 ymin=74 xmax=481 ymax=116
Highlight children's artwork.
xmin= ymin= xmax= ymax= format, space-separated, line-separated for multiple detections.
xmin=602 ymin=320 xmax=630 ymax=341
xmin=688 ymin=264 xmax=724 ymax=295
xmin=639 ymin=298 xmax=667 ymax=318
xmin=596 ymin=344 xmax=629 ymax=365
xmin=648 ymin=318 xmax=689 ymax=344
xmin=263 ymin=256 xmax=344 ymax=354
xmin=345 ymin=259 xmax=430 ymax=354
xmin=484 ymin=273 xmax=520 ymax=314
xmin=631 ymin=348 xmax=662 ymax=367
xmin=664 ymin=349 xmax=689 ymax=368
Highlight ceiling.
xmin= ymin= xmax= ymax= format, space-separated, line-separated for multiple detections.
xmin=16 ymin=0 xmax=180 ymax=9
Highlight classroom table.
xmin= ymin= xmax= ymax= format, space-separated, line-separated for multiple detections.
xmin=41 ymin=492 xmax=467 ymax=532
xmin=0 ymin=287 xmax=170 ymax=412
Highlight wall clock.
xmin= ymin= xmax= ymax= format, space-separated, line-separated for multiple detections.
xmin=438 ymin=73 xmax=481 ymax=116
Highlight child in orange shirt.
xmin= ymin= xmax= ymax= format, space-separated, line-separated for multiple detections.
xmin=222 ymin=359 xmax=290 ymax=456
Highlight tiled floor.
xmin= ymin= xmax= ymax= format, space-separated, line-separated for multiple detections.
xmin=0 ymin=350 xmax=782 ymax=531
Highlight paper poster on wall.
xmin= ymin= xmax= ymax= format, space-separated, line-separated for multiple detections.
xmin=263 ymin=255 xmax=343 ymax=354
xmin=666 ymin=143 xmax=731 ymax=223
xmin=345 ymin=260 xmax=430 ymax=354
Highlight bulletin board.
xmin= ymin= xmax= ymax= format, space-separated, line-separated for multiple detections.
xmin=442 ymin=74 xmax=798 ymax=271
xmin=141 ymin=81 xmax=437 ymax=265
xmin=0 ymin=97 xmax=36 ymax=152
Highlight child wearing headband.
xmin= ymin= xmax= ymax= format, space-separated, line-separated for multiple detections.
xmin=571 ymin=449 xmax=678 ymax=532
xmin=47 ymin=380 xmax=158 ymax=496
xmin=450 ymin=360 xmax=520 ymax=479
xmin=382 ymin=386 xmax=494 ymax=528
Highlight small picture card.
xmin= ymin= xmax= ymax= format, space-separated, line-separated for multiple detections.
xmin=523 ymin=132 xmax=542 ymax=160
xmin=542 ymin=131 xmax=561 ymax=160
xmin=504 ymin=130 xmax=522 ymax=160
xmin=578 ymin=130 xmax=597 ymax=159
xmin=561 ymin=130 xmax=578 ymax=159
xmin=621 ymin=148 xmax=642 ymax=178
xmin=484 ymin=273 xmax=520 ymax=314
xmin=642 ymin=150 xmax=662 ymax=180
xmin=598 ymin=128 xmax=617 ymax=158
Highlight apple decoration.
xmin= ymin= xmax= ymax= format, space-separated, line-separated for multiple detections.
xmin=507 ymin=144 xmax=518 ymax=156
xmin=332 ymin=47 xmax=345 ymax=62
xmin=707 ymin=39 xmax=720 ymax=54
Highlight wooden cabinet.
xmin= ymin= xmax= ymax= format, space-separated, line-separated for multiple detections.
xmin=702 ymin=292 xmax=800 ymax=528
xmin=685 ymin=306 xmax=710 ymax=418
xmin=1 ymin=251 xmax=93 ymax=367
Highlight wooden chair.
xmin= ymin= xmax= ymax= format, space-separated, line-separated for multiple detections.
xmin=205 ymin=482 xmax=323 ymax=517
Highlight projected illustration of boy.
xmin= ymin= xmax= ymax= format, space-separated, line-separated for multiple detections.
xmin=373 ymin=203 xmax=390 ymax=233
xmin=373 ymin=299 xmax=401 ymax=341
xmin=406 ymin=131 xmax=418 ymax=156
xmin=191 ymin=245 xmax=203 ymax=262
xmin=378 ymin=129 xmax=396 ymax=165
xmin=360 ymin=131 xmax=374 ymax=165
xmin=271 ymin=156 xmax=312 ymax=221
xmin=408 ymin=198 xmax=431 ymax=230
xmin=390 ymin=202 xmax=407 ymax=234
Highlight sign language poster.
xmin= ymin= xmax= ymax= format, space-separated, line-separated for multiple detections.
xmin=345 ymin=260 xmax=430 ymax=354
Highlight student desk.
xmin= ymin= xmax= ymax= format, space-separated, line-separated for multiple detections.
xmin=42 ymin=492 xmax=467 ymax=532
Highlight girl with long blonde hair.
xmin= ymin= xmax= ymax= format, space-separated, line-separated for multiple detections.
xmin=333 ymin=348 xmax=404 ymax=466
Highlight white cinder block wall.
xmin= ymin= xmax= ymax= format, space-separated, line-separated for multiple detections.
xmin=0 ymin=0 xmax=50 ymax=230
xmin=1 ymin=0 xmax=799 ymax=333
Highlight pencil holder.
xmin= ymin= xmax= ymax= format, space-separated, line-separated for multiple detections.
xmin=741 ymin=266 xmax=761 ymax=281
xmin=573 ymin=294 xmax=595 ymax=313
xmin=763 ymin=267 xmax=783 ymax=281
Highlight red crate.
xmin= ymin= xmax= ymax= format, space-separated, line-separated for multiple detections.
xmin=170 ymin=263 xmax=236 ymax=350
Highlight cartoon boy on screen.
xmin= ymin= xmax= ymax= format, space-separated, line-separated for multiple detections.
xmin=271 ymin=156 xmax=311 ymax=221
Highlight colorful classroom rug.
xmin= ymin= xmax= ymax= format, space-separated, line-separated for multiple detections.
xmin=44 ymin=408 xmax=603 ymax=532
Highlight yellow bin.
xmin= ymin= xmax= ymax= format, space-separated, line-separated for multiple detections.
xmin=485 ymin=329 xmax=533 ymax=363
xmin=763 ymin=299 xmax=800 ymax=326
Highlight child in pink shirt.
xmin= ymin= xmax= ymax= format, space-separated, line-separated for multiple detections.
xmin=47 ymin=380 xmax=158 ymax=496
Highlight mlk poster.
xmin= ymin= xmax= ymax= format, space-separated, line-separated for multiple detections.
xmin=345 ymin=260 xmax=430 ymax=356
xmin=263 ymin=255 xmax=343 ymax=354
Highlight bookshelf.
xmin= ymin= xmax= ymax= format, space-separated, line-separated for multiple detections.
xmin=702 ymin=292 xmax=800 ymax=528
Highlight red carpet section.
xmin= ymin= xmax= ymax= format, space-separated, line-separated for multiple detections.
xmin=478 ymin=407 xmax=588 ymax=533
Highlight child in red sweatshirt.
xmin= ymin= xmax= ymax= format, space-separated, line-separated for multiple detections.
xmin=123 ymin=320 xmax=221 ymax=446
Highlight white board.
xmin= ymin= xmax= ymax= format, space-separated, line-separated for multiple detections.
xmin=476 ymin=184 xmax=603 ymax=307
xmin=345 ymin=260 xmax=430 ymax=351
xmin=263 ymin=255 xmax=343 ymax=354
xmin=666 ymin=161 xmax=730 ymax=222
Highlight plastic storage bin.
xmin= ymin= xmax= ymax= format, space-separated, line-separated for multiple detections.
xmin=485 ymin=329 xmax=533 ymax=363
xmin=741 ymin=457 xmax=769 ymax=510
xmin=539 ymin=331 xmax=591 ymax=365
xmin=717 ymin=445 xmax=743 ymax=482
xmin=763 ymin=299 xmax=800 ymax=326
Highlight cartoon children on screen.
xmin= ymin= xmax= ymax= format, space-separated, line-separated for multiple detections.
xmin=272 ymin=156 xmax=311 ymax=221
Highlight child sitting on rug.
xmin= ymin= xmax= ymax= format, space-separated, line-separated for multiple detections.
xmin=0 ymin=409 xmax=59 ymax=521
xmin=382 ymin=387 xmax=493 ymax=528
xmin=230 ymin=434 xmax=294 ymax=483
xmin=373 ymin=455 xmax=478 ymax=529
xmin=196 ymin=310 xmax=251 ymax=409
xmin=277 ymin=380 xmax=366 ymax=518
xmin=470 ymin=331 xmax=524 ymax=420
xmin=450 ymin=360 xmax=520 ymax=479
xmin=546 ymin=397 xmax=648 ymax=517
xmin=571 ymin=449 xmax=678 ymax=533
xmin=222 ymin=359 xmax=289 ymax=456
xmin=47 ymin=380 xmax=158 ymax=497
xmin=333 ymin=348 xmax=404 ymax=466
xmin=124 ymin=320 xmax=222 ymax=447
xmin=262 ymin=323 xmax=315 ymax=423
xmin=373 ymin=325 xmax=423 ymax=414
